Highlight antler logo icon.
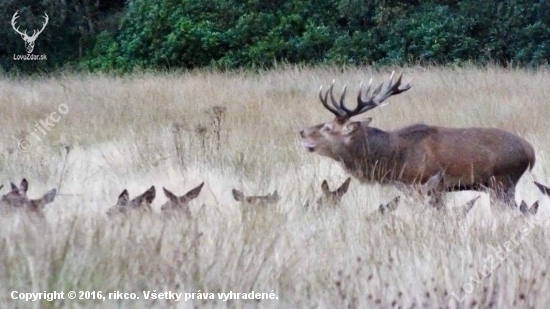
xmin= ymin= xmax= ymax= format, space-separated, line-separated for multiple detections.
xmin=11 ymin=11 xmax=49 ymax=54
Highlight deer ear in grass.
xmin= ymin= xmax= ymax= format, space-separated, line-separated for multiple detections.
xmin=161 ymin=182 xmax=205 ymax=212
xmin=232 ymin=189 xmax=280 ymax=206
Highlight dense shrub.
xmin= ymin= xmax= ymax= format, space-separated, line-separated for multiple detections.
xmin=1 ymin=0 xmax=548 ymax=73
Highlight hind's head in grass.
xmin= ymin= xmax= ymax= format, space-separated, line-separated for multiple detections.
xmin=0 ymin=179 xmax=56 ymax=214
xmin=161 ymin=182 xmax=205 ymax=216
xmin=106 ymin=186 xmax=155 ymax=217
xmin=317 ymin=177 xmax=351 ymax=207
xmin=232 ymin=189 xmax=280 ymax=206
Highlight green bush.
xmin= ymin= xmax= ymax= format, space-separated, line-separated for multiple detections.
xmin=1 ymin=0 xmax=548 ymax=74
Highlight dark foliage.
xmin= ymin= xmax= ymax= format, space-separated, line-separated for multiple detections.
xmin=1 ymin=0 xmax=549 ymax=73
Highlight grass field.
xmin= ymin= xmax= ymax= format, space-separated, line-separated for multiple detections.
xmin=1 ymin=66 xmax=550 ymax=308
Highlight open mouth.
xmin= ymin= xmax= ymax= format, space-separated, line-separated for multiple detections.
xmin=301 ymin=141 xmax=315 ymax=152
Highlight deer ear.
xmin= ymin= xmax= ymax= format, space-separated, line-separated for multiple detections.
xmin=10 ymin=182 xmax=18 ymax=191
xmin=232 ymin=189 xmax=244 ymax=202
xmin=534 ymin=181 xmax=550 ymax=196
xmin=20 ymin=179 xmax=28 ymax=193
xmin=142 ymin=186 xmax=156 ymax=204
xmin=362 ymin=117 xmax=373 ymax=126
xmin=182 ymin=182 xmax=204 ymax=203
xmin=163 ymin=187 xmax=178 ymax=203
xmin=117 ymin=190 xmax=129 ymax=206
xmin=343 ymin=122 xmax=360 ymax=135
xmin=336 ymin=177 xmax=351 ymax=196
xmin=379 ymin=196 xmax=400 ymax=214
xmin=321 ymin=180 xmax=330 ymax=193
xmin=132 ymin=186 xmax=156 ymax=207
xmin=461 ymin=196 xmax=480 ymax=216
xmin=519 ymin=200 xmax=528 ymax=214
xmin=387 ymin=196 xmax=400 ymax=211
xmin=32 ymin=189 xmax=56 ymax=209
xmin=322 ymin=123 xmax=334 ymax=132
xmin=270 ymin=190 xmax=280 ymax=201
xmin=423 ymin=173 xmax=443 ymax=192
xmin=530 ymin=201 xmax=539 ymax=215
xmin=42 ymin=189 xmax=56 ymax=204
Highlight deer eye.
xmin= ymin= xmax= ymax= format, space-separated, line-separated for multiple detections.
xmin=322 ymin=124 xmax=333 ymax=132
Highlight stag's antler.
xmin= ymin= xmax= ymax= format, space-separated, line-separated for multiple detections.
xmin=11 ymin=11 xmax=48 ymax=40
xmin=29 ymin=13 xmax=49 ymax=40
xmin=11 ymin=11 xmax=28 ymax=38
xmin=319 ymin=71 xmax=413 ymax=121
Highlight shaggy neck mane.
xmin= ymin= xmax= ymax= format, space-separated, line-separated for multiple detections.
xmin=338 ymin=126 xmax=400 ymax=183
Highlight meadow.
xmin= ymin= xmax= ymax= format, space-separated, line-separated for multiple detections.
xmin=1 ymin=66 xmax=549 ymax=308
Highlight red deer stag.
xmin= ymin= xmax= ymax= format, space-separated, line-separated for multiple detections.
xmin=300 ymin=72 xmax=535 ymax=209
xmin=0 ymin=179 xmax=56 ymax=215
xmin=106 ymin=186 xmax=155 ymax=217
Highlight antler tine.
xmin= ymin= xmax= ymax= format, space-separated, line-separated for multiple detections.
xmin=30 ymin=12 xmax=49 ymax=39
xmin=318 ymin=73 xmax=411 ymax=120
xmin=11 ymin=11 xmax=18 ymax=23
xmin=339 ymin=84 xmax=354 ymax=114
xmin=11 ymin=11 xmax=28 ymax=37
xmin=371 ymin=81 xmax=384 ymax=98
xmin=349 ymin=72 xmax=412 ymax=117
xmin=329 ymin=80 xmax=342 ymax=111
xmin=353 ymin=79 xmax=384 ymax=113
xmin=361 ymin=78 xmax=373 ymax=100
xmin=375 ymin=72 xmax=411 ymax=103
xmin=389 ymin=70 xmax=412 ymax=93
xmin=366 ymin=78 xmax=373 ymax=95
xmin=373 ymin=73 xmax=398 ymax=104
xmin=394 ymin=73 xmax=413 ymax=94
xmin=319 ymin=85 xmax=342 ymax=118
xmin=356 ymin=82 xmax=365 ymax=109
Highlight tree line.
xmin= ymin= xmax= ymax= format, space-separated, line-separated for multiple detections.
xmin=1 ymin=0 xmax=549 ymax=74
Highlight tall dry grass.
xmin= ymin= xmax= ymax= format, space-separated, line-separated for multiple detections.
xmin=1 ymin=66 xmax=550 ymax=308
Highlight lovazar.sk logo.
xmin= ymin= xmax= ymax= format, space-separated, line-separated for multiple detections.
xmin=11 ymin=10 xmax=48 ymax=61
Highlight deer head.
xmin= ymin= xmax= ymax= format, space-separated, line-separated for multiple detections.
xmin=300 ymin=71 xmax=412 ymax=160
xmin=317 ymin=177 xmax=351 ymax=207
xmin=0 ymin=179 xmax=56 ymax=213
xmin=11 ymin=11 xmax=49 ymax=54
xmin=106 ymin=186 xmax=155 ymax=217
xmin=232 ymin=189 xmax=280 ymax=206
xmin=161 ymin=182 xmax=205 ymax=215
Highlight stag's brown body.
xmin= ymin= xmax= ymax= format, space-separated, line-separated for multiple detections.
xmin=300 ymin=72 xmax=535 ymax=206
xmin=341 ymin=124 xmax=534 ymax=188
